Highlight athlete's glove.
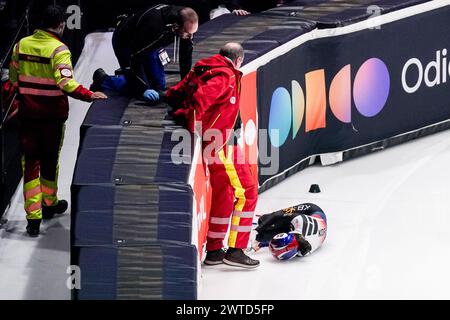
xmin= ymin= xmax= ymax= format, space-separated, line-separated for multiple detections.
xmin=250 ymin=240 xmax=269 ymax=252
xmin=291 ymin=232 xmax=312 ymax=256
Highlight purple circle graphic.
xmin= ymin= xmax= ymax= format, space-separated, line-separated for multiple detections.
xmin=353 ymin=58 xmax=390 ymax=117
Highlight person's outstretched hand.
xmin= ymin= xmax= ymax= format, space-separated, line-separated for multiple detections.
xmin=91 ymin=92 xmax=108 ymax=99
xmin=143 ymin=89 xmax=160 ymax=102
xmin=232 ymin=9 xmax=250 ymax=16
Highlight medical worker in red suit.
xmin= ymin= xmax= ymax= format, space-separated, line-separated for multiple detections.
xmin=166 ymin=42 xmax=259 ymax=268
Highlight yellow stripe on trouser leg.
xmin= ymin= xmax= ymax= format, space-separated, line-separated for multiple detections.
xmin=229 ymin=216 xmax=241 ymax=247
xmin=23 ymin=177 xmax=42 ymax=220
xmin=218 ymin=146 xmax=247 ymax=248
xmin=41 ymin=176 xmax=58 ymax=206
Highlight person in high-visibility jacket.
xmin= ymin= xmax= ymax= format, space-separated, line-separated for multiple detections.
xmin=9 ymin=5 xmax=107 ymax=236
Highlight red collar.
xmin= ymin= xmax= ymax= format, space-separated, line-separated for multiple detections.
xmin=37 ymin=29 xmax=66 ymax=44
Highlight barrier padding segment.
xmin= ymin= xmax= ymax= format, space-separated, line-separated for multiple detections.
xmin=71 ymin=244 xmax=197 ymax=300
xmin=71 ymin=85 xmax=196 ymax=299
xmin=71 ymin=184 xmax=193 ymax=246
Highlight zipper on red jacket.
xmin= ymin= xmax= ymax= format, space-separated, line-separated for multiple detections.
xmin=215 ymin=111 xmax=240 ymax=153
xmin=208 ymin=113 xmax=221 ymax=130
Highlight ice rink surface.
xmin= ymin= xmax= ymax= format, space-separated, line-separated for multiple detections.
xmin=201 ymin=129 xmax=450 ymax=300
xmin=2 ymin=32 xmax=450 ymax=300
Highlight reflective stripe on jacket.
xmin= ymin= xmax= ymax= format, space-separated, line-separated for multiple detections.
xmin=9 ymin=29 xmax=93 ymax=120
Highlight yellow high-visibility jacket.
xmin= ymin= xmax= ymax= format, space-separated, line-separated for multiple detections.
xmin=9 ymin=29 xmax=93 ymax=120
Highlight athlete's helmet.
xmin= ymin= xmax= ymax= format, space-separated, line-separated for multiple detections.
xmin=269 ymin=232 xmax=299 ymax=260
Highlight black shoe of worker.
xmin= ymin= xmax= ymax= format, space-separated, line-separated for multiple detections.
xmin=89 ymin=68 xmax=108 ymax=92
xmin=42 ymin=200 xmax=68 ymax=220
xmin=204 ymin=248 xmax=226 ymax=265
xmin=26 ymin=219 xmax=41 ymax=237
xmin=223 ymin=248 xmax=260 ymax=269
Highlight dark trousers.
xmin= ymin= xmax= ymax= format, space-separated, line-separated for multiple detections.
xmin=19 ymin=119 xmax=65 ymax=219
xmin=110 ymin=30 xmax=166 ymax=96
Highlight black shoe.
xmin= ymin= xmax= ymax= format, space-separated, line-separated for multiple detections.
xmin=89 ymin=68 xmax=108 ymax=92
xmin=204 ymin=248 xmax=226 ymax=265
xmin=26 ymin=219 xmax=41 ymax=237
xmin=223 ymin=248 xmax=260 ymax=269
xmin=42 ymin=200 xmax=68 ymax=220
xmin=114 ymin=68 xmax=124 ymax=76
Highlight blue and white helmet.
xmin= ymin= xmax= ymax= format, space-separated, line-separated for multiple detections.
xmin=269 ymin=233 xmax=299 ymax=260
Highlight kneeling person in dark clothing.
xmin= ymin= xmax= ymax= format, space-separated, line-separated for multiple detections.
xmin=91 ymin=4 xmax=198 ymax=103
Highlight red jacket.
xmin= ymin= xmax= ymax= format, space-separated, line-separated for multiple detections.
xmin=2 ymin=80 xmax=19 ymax=123
xmin=166 ymin=54 xmax=242 ymax=151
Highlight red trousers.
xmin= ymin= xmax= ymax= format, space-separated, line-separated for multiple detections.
xmin=206 ymin=145 xmax=258 ymax=251
xmin=19 ymin=119 xmax=65 ymax=220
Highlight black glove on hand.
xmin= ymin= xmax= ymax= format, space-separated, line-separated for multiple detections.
xmin=293 ymin=233 xmax=312 ymax=256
